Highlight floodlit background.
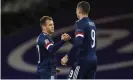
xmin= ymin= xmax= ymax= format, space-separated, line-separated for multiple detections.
xmin=1 ymin=0 xmax=133 ymax=79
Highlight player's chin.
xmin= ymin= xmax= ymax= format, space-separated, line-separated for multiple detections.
xmin=51 ymin=30 xmax=54 ymax=33
xmin=50 ymin=31 xmax=54 ymax=34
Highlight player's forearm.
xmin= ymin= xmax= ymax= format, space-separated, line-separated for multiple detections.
xmin=67 ymin=43 xmax=81 ymax=59
xmin=67 ymin=37 xmax=83 ymax=58
xmin=48 ymin=40 xmax=65 ymax=53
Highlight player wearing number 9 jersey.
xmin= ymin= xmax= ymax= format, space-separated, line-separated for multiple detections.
xmin=63 ymin=1 xmax=97 ymax=79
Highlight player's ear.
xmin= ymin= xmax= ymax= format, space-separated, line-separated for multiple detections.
xmin=42 ymin=25 xmax=46 ymax=30
xmin=78 ymin=8 xmax=82 ymax=14
xmin=79 ymin=9 xmax=82 ymax=14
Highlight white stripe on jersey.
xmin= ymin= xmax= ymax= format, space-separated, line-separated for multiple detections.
xmin=76 ymin=34 xmax=84 ymax=38
xmin=36 ymin=36 xmax=40 ymax=43
xmin=46 ymin=43 xmax=53 ymax=50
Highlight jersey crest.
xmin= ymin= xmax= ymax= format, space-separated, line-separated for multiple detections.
xmin=44 ymin=39 xmax=49 ymax=44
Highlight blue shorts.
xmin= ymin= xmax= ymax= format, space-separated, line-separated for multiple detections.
xmin=37 ymin=66 xmax=56 ymax=79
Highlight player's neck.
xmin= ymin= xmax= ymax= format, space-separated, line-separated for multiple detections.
xmin=79 ymin=15 xmax=88 ymax=20
xmin=42 ymin=30 xmax=52 ymax=36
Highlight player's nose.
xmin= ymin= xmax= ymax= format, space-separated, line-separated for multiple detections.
xmin=52 ymin=26 xmax=54 ymax=28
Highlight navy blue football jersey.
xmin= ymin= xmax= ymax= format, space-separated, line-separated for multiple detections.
xmin=36 ymin=33 xmax=65 ymax=71
xmin=67 ymin=17 xmax=96 ymax=61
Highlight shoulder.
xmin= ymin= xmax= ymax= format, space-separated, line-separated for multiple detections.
xmin=88 ymin=21 xmax=95 ymax=27
xmin=75 ymin=21 xmax=85 ymax=30
xmin=88 ymin=18 xmax=95 ymax=26
xmin=39 ymin=33 xmax=46 ymax=39
xmin=36 ymin=33 xmax=52 ymax=45
xmin=37 ymin=33 xmax=49 ymax=42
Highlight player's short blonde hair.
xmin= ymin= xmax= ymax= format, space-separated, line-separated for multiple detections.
xmin=40 ymin=16 xmax=53 ymax=26
xmin=77 ymin=1 xmax=90 ymax=14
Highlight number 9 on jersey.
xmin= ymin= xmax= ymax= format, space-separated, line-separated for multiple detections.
xmin=91 ymin=29 xmax=95 ymax=48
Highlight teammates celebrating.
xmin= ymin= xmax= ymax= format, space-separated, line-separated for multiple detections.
xmin=36 ymin=1 xmax=97 ymax=79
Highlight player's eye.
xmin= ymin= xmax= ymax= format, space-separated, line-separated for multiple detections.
xmin=49 ymin=24 xmax=52 ymax=26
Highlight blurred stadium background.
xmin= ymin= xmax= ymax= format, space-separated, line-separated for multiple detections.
xmin=1 ymin=0 xmax=133 ymax=79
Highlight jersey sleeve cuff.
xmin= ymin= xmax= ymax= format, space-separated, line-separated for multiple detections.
xmin=60 ymin=40 xmax=65 ymax=44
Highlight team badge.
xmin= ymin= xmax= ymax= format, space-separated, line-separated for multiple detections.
xmin=44 ymin=39 xmax=49 ymax=44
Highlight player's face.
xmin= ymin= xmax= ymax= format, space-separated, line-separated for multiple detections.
xmin=76 ymin=7 xmax=80 ymax=19
xmin=45 ymin=20 xmax=54 ymax=34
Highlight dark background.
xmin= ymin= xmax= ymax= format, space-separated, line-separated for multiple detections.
xmin=1 ymin=0 xmax=133 ymax=79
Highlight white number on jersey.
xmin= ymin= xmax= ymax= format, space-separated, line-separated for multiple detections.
xmin=68 ymin=70 xmax=74 ymax=78
xmin=91 ymin=29 xmax=95 ymax=48
xmin=36 ymin=45 xmax=40 ymax=63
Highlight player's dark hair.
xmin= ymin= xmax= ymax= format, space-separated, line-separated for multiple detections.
xmin=77 ymin=1 xmax=90 ymax=14
xmin=40 ymin=16 xmax=53 ymax=26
